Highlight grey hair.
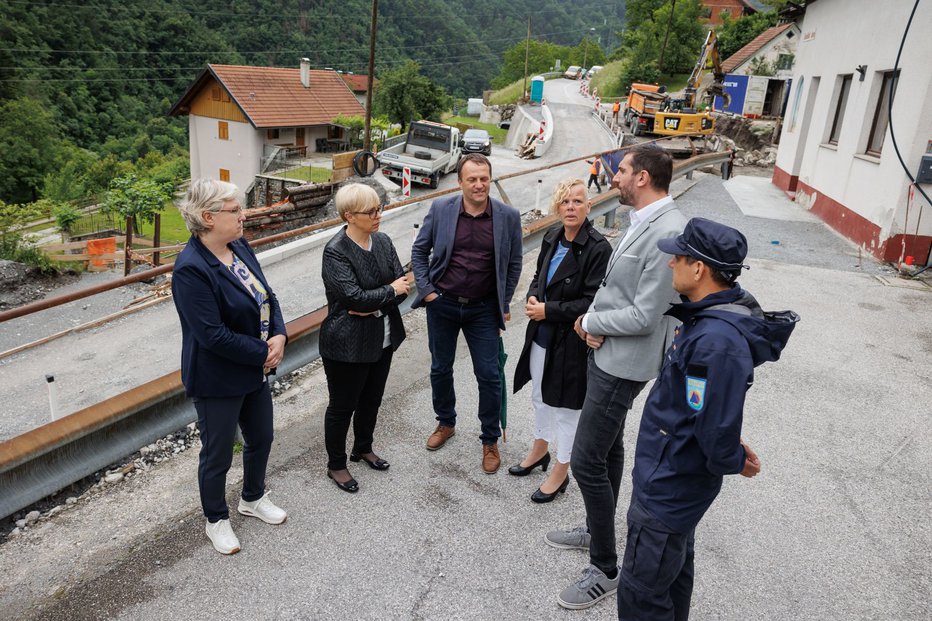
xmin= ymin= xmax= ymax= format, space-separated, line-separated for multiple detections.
xmin=176 ymin=178 xmax=240 ymax=236
xmin=334 ymin=183 xmax=380 ymax=222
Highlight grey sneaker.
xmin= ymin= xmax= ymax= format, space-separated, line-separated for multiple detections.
xmin=544 ymin=526 xmax=591 ymax=550
xmin=557 ymin=564 xmax=619 ymax=610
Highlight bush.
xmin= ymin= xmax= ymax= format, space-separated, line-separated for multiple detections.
xmin=53 ymin=203 xmax=81 ymax=237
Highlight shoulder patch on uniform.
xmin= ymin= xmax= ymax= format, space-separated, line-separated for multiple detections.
xmin=686 ymin=375 xmax=707 ymax=412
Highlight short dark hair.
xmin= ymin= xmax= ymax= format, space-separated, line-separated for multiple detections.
xmin=685 ymin=255 xmax=739 ymax=285
xmin=457 ymin=153 xmax=492 ymax=180
xmin=627 ymin=144 xmax=673 ymax=193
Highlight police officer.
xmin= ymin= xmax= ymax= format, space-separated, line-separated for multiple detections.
xmin=617 ymin=217 xmax=798 ymax=620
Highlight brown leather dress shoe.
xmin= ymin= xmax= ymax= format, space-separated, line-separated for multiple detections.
xmin=482 ymin=443 xmax=501 ymax=474
xmin=426 ymin=424 xmax=455 ymax=451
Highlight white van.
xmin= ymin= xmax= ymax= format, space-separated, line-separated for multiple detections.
xmin=586 ymin=66 xmax=604 ymax=79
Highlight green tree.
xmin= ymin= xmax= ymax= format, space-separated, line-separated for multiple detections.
xmin=491 ymin=39 xmax=575 ymax=89
xmin=103 ymin=174 xmax=172 ymax=233
xmin=52 ymin=203 xmax=81 ymax=241
xmin=373 ymin=62 xmax=451 ymax=130
xmin=717 ymin=11 xmax=779 ymax=59
xmin=618 ymin=0 xmax=706 ymax=75
xmin=0 ymin=98 xmax=61 ymax=204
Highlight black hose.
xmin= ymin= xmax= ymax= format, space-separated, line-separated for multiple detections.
xmin=352 ymin=150 xmax=379 ymax=177
xmin=888 ymin=0 xmax=930 ymax=209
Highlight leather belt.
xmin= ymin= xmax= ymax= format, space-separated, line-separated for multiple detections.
xmin=437 ymin=289 xmax=492 ymax=305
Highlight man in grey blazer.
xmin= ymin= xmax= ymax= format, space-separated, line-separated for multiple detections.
xmin=411 ymin=154 xmax=523 ymax=474
xmin=548 ymin=144 xmax=687 ymax=610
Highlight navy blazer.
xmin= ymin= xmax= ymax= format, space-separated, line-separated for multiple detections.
xmin=411 ymin=194 xmax=523 ymax=330
xmin=172 ymin=235 xmax=287 ymax=398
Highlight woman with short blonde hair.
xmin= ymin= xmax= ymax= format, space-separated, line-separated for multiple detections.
xmin=319 ymin=183 xmax=410 ymax=493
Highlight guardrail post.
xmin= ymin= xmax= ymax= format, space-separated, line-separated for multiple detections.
xmin=604 ymin=208 xmax=617 ymax=228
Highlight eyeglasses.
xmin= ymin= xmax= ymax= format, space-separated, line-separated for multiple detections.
xmin=215 ymin=205 xmax=243 ymax=215
xmin=355 ymin=205 xmax=384 ymax=218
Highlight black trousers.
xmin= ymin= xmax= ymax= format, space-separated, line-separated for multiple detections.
xmin=588 ymin=173 xmax=601 ymax=192
xmin=322 ymin=347 xmax=394 ymax=470
xmin=193 ymin=381 xmax=273 ymax=522
xmin=618 ymin=498 xmax=696 ymax=621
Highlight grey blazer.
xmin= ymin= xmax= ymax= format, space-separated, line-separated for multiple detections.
xmin=586 ymin=200 xmax=687 ymax=382
xmin=411 ymin=194 xmax=523 ymax=330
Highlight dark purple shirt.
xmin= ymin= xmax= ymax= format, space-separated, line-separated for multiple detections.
xmin=436 ymin=199 xmax=495 ymax=299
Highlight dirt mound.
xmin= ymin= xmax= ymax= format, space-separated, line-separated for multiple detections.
xmin=0 ymin=260 xmax=79 ymax=310
xmin=714 ymin=115 xmax=769 ymax=151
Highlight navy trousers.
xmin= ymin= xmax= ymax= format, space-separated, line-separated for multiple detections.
xmin=193 ymin=381 xmax=273 ymax=522
xmin=425 ymin=294 xmax=502 ymax=445
xmin=618 ymin=498 xmax=696 ymax=621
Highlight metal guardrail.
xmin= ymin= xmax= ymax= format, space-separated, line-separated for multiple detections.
xmin=0 ymin=151 xmax=732 ymax=520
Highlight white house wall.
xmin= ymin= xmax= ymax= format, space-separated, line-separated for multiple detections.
xmin=188 ymin=115 xmax=263 ymax=192
xmin=773 ymin=0 xmax=932 ymax=263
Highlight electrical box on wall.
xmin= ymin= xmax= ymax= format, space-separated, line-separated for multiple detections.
xmin=917 ymin=154 xmax=932 ymax=184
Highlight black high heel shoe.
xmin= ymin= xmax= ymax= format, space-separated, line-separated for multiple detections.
xmin=530 ymin=476 xmax=570 ymax=504
xmin=508 ymin=452 xmax=551 ymax=476
xmin=350 ymin=453 xmax=390 ymax=471
xmin=327 ymin=469 xmax=359 ymax=493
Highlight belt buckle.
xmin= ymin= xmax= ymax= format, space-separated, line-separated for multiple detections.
xmin=455 ymin=295 xmax=471 ymax=304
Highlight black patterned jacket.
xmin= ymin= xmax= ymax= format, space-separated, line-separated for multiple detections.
xmin=319 ymin=228 xmax=407 ymax=363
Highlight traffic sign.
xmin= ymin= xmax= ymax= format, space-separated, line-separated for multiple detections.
xmin=402 ymin=167 xmax=411 ymax=197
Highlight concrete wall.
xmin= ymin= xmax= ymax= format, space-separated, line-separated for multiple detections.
xmin=188 ymin=115 xmax=263 ymax=191
xmin=773 ymin=0 xmax=932 ymax=263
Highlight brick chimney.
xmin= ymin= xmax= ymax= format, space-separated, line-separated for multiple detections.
xmin=300 ymin=58 xmax=311 ymax=88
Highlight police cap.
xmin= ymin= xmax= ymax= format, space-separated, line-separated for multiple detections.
xmin=657 ymin=217 xmax=750 ymax=272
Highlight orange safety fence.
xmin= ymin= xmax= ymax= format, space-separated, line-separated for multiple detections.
xmin=86 ymin=237 xmax=117 ymax=270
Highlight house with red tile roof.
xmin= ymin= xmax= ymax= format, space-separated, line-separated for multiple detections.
xmin=169 ymin=59 xmax=365 ymax=192
xmin=339 ymin=73 xmax=379 ymax=110
xmin=722 ymin=23 xmax=800 ymax=77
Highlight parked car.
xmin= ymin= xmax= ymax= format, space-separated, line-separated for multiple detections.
xmin=586 ymin=65 xmax=603 ymax=79
xmin=460 ymin=128 xmax=492 ymax=156
xmin=563 ymin=65 xmax=582 ymax=80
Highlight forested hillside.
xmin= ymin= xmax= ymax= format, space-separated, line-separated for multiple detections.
xmin=0 ymin=0 xmax=623 ymax=178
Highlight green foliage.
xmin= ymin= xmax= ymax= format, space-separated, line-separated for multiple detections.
xmin=489 ymin=79 xmax=527 ymax=105
xmin=103 ymin=175 xmax=172 ymax=227
xmin=0 ymin=200 xmax=52 ymax=271
xmin=331 ymin=114 xmax=391 ymax=150
xmin=0 ymin=98 xmax=61 ymax=203
xmin=492 ymin=40 xmax=575 ymax=90
xmin=52 ymin=203 xmax=81 ymax=236
xmin=373 ymin=62 xmax=452 ymax=130
xmin=717 ymin=11 xmax=780 ymax=60
xmin=617 ymin=0 xmax=706 ymax=75
xmin=619 ymin=61 xmax=663 ymax=94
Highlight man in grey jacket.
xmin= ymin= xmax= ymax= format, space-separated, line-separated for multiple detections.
xmin=548 ymin=144 xmax=687 ymax=610
xmin=411 ymin=154 xmax=523 ymax=474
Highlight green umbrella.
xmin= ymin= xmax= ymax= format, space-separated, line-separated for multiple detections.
xmin=498 ymin=336 xmax=508 ymax=442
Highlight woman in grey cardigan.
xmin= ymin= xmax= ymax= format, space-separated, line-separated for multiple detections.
xmin=319 ymin=184 xmax=410 ymax=493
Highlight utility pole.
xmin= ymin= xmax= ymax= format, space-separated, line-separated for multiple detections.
xmin=659 ymin=0 xmax=677 ymax=74
xmin=522 ymin=16 xmax=530 ymax=99
xmin=582 ymin=27 xmax=595 ymax=69
xmin=363 ymin=0 xmax=378 ymax=153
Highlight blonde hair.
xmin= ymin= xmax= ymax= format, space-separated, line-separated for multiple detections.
xmin=176 ymin=178 xmax=240 ymax=236
xmin=335 ymin=183 xmax=380 ymax=222
xmin=549 ymin=178 xmax=587 ymax=216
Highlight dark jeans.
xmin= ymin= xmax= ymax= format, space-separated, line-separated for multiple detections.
xmin=425 ymin=294 xmax=501 ymax=445
xmin=322 ymin=347 xmax=394 ymax=470
xmin=193 ymin=381 xmax=273 ymax=522
xmin=618 ymin=498 xmax=695 ymax=621
xmin=588 ymin=173 xmax=601 ymax=192
xmin=571 ymin=358 xmax=646 ymax=574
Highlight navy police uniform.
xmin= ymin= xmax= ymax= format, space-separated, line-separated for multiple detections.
xmin=617 ymin=219 xmax=798 ymax=620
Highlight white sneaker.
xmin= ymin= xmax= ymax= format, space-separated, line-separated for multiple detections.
xmin=237 ymin=492 xmax=287 ymax=525
xmin=205 ymin=519 xmax=241 ymax=555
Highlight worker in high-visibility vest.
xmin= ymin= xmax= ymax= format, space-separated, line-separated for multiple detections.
xmin=612 ymin=100 xmax=621 ymax=123
xmin=586 ymin=158 xmax=602 ymax=193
